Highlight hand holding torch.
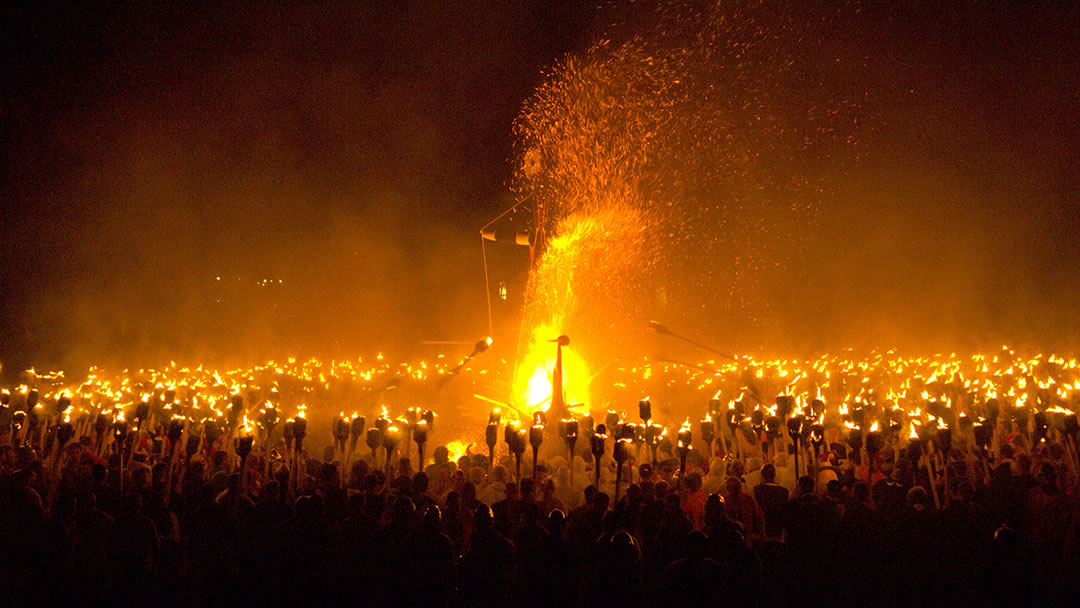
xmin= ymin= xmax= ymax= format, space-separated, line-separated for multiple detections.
xmin=235 ymin=434 xmax=254 ymax=494
xmin=562 ymin=419 xmax=578 ymax=485
xmin=366 ymin=426 xmax=383 ymax=464
xmin=382 ymin=425 xmax=401 ymax=476
xmin=590 ymin=424 xmax=607 ymax=487
xmin=403 ymin=408 xmax=419 ymax=459
xmin=699 ymin=418 xmax=715 ymax=458
xmin=752 ymin=410 xmax=766 ymax=454
xmin=645 ymin=422 xmax=662 ymax=464
xmin=485 ymin=419 xmax=498 ymax=471
xmin=639 ymin=398 xmax=652 ymax=424
xmin=787 ymin=415 xmax=805 ymax=477
xmin=333 ymin=416 xmax=350 ymax=457
xmin=727 ymin=403 xmax=744 ymax=462
xmin=613 ymin=437 xmax=630 ymax=504
xmin=511 ymin=426 xmax=526 ymax=482
xmin=529 ymin=424 xmax=544 ymax=480
xmin=676 ymin=425 xmax=692 ymax=489
xmin=414 ymin=419 xmax=429 ymax=472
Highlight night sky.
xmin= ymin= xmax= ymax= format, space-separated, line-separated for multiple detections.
xmin=2 ymin=1 xmax=1078 ymax=375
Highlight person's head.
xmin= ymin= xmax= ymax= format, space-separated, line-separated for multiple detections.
xmin=705 ymin=492 xmax=725 ymax=522
xmin=412 ymin=472 xmax=429 ymax=494
xmin=852 ymin=481 xmax=869 ymax=503
xmin=542 ymin=478 xmax=555 ymax=497
xmin=992 ymin=524 xmax=1021 ymax=561
xmin=593 ymin=491 xmax=610 ymax=511
xmin=725 ymin=476 xmax=742 ymax=497
xmin=747 ymin=456 xmax=762 ymax=472
xmin=365 ymin=493 xmax=386 ymax=520
xmin=212 ymin=451 xmax=228 ymax=469
xmin=796 ymin=475 xmax=814 ymax=496
xmin=906 ymin=486 xmax=929 ymax=511
xmin=363 ymin=472 xmax=382 ymax=493
xmin=392 ymin=495 xmax=416 ymax=525
xmin=1017 ymin=452 xmax=1033 ymax=474
xmin=318 ymin=463 xmax=338 ymax=486
xmin=467 ymin=466 xmax=485 ymax=487
xmin=1036 ymin=462 xmax=1054 ymax=490
xmin=826 ymin=479 xmax=843 ymax=500
xmin=123 ymin=491 xmax=143 ymax=514
xmin=548 ymin=509 xmax=566 ymax=537
xmin=445 ymin=490 xmax=460 ymax=512
xmin=151 ymin=462 xmax=167 ymax=484
xmin=685 ymin=472 xmax=703 ymax=492
xmin=131 ymin=465 xmax=152 ymax=490
xmin=519 ymin=478 xmax=535 ymax=501
xmin=433 ymin=445 xmax=449 ymax=465
xmin=423 ymin=505 xmax=442 ymax=531
xmin=611 ymin=530 xmax=637 ymax=556
xmin=638 ymin=462 xmax=653 ymax=481
xmin=664 ymin=493 xmax=682 ymax=511
xmin=474 ymin=503 xmax=493 ymax=528
xmin=583 ymin=484 xmax=598 ymax=505
xmin=504 ymin=482 xmax=519 ymax=500
xmin=639 ymin=481 xmax=655 ymax=502
xmin=955 ymin=480 xmax=975 ymax=502
xmin=761 ymin=463 xmax=776 ymax=482
xmin=685 ymin=530 xmax=708 ymax=560
xmin=462 ymin=481 xmax=477 ymax=503
xmin=729 ymin=461 xmax=745 ymax=479
xmin=349 ymin=460 xmax=369 ymax=488
xmin=523 ymin=502 xmax=542 ymax=524
xmin=91 ymin=462 xmax=107 ymax=484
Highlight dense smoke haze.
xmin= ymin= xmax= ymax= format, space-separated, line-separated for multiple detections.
xmin=2 ymin=1 xmax=1078 ymax=379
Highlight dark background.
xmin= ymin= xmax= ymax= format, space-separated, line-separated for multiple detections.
xmin=1 ymin=1 xmax=1078 ymax=377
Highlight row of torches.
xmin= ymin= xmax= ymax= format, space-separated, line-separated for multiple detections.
xmin=479 ymin=390 xmax=1080 ymax=505
xmin=0 ymin=383 xmax=453 ymax=497
xmin=6 ymin=348 xmax=1080 ymax=507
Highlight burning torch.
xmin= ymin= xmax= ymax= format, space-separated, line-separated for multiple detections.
xmin=590 ymin=424 xmax=607 ymax=488
xmin=676 ymin=423 xmax=692 ymax=489
xmin=561 ymin=418 xmax=578 ymax=486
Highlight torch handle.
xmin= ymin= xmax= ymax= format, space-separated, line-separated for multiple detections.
xmin=615 ymin=462 xmax=622 ymax=505
xmin=532 ymin=446 xmax=539 ymax=481
xmin=792 ymin=438 xmax=799 ymax=481
xmin=923 ymin=445 xmax=941 ymax=510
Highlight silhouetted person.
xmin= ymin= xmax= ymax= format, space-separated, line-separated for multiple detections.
xmin=460 ymin=503 xmax=513 ymax=607
xmin=754 ymin=463 xmax=789 ymax=540
xmin=406 ymin=505 xmax=455 ymax=607
xmin=661 ymin=530 xmax=725 ymax=607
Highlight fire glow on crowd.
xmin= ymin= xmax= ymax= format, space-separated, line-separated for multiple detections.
xmin=4 ymin=345 xmax=1080 ymax=489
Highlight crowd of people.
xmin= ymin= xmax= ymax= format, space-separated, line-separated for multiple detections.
xmin=2 ymin=418 xmax=1080 ymax=607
